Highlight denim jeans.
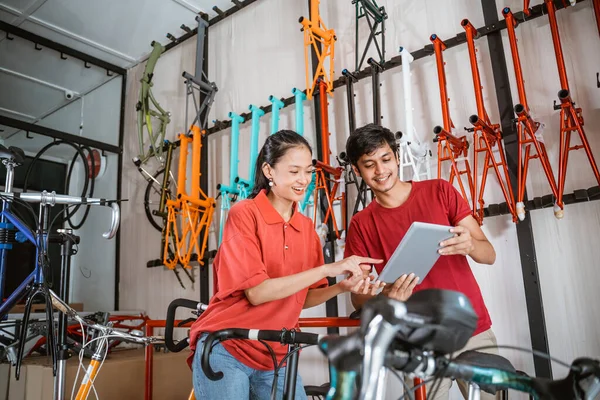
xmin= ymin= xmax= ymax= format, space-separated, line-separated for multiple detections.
xmin=193 ymin=334 xmax=308 ymax=400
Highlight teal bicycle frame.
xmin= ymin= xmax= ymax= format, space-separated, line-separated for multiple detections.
xmin=292 ymin=88 xmax=306 ymax=136
xmin=269 ymin=96 xmax=284 ymax=135
xmin=236 ymin=105 xmax=263 ymax=198
xmin=217 ymin=112 xmax=244 ymax=245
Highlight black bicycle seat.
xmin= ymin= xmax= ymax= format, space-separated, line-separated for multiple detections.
xmin=0 ymin=145 xmax=25 ymax=164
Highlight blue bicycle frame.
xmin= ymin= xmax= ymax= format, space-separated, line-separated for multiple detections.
xmin=217 ymin=112 xmax=244 ymax=245
xmin=292 ymin=88 xmax=306 ymax=136
xmin=269 ymin=96 xmax=284 ymax=135
xmin=237 ymin=104 xmax=263 ymax=196
xmin=0 ymin=209 xmax=42 ymax=318
xmin=0 ymin=163 xmax=16 ymax=303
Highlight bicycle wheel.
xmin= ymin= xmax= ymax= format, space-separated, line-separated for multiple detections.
xmin=144 ymin=167 xmax=176 ymax=232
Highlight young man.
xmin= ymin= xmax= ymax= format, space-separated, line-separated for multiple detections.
xmin=344 ymin=123 xmax=500 ymax=400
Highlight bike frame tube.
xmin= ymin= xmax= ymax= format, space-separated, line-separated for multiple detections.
xmin=177 ymin=133 xmax=191 ymax=197
xmin=342 ymin=69 xmax=358 ymax=133
xmin=0 ymin=161 xmax=15 ymax=302
xmin=544 ymin=0 xmax=570 ymax=92
xmin=292 ymin=88 xmax=306 ymax=136
xmin=269 ymin=96 xmax=284 ymax=134
xmin=318 ymin=80 xmax=331 ymax=165
xmin=368 ymin=58 xmax=383 ymax=125
xmin=430 ymin=35 xmax=452 ymax=132
xmin=399 ymin=47 xmax=414 ymax=143
xmin=191 ymin=126 xmax=202 ymax=197
xmin=502 ymin=9 xmax=529 ymax=111
xmin=247 ymin=105 xmax=264 ymax=186
xmin=228 ymin=112 xmax=244 ymax=188
xmin=462 ymin=20 xmax=488 ymax=123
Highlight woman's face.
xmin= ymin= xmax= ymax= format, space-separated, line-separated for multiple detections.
xmin=266 ymin=146 xmax=314 ymax=204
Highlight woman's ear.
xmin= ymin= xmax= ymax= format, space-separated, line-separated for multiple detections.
xmin=261 ymin=162 xmax=272 ymax=180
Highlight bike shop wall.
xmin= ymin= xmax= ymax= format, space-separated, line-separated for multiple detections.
xmin=0 ymin=16 xmax=122 ymax=313
xmin=117 ymin=0 xmax=600 ymax=397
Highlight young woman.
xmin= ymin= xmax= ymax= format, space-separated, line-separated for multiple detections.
xmin=189 ymin=130 xmax=384 ymax=399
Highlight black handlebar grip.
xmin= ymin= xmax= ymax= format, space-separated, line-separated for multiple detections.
xmin=433 ymin=126 xmax=443 ymax=135
xmin=165 ymin=298 xmax=201 ymax=353
xmin=339 ymin=152 xmax=348 ymax=162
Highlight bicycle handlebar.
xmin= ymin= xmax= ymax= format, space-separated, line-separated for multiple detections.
xmin=201 ymin=328 xmax=322 ymax=381
xmin=0 ymin=191 xmax=120 ymax=239
xmin=49 ymin=290 xmax=162 ymax=346
xmin=165 ymin=298 xmax=207 ymax=353
xmin=319 ymin=290 xmax=600 ymax=400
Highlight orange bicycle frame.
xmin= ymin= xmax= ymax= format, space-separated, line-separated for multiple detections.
xmin=544 ymin=0 xmax=600 ymax=210
xmin=430 ymin=34 xmax=475 ymax=209
xmin=299 ymin=0 xmax=337 ymax=99
xmin=163 ymin=126 xmax=216 ymax=280
xmin=462 ymin=19 xmax=517 ymax=224
xmin=503 ymin=8 xmax=561 ymax=220
xmin=595 ymin=0 xmax=600 ymax=37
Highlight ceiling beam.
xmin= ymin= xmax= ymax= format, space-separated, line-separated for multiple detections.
xmin=0 ymin=115 xmax=121 ymax=154
xmin=0 ymin=21 xmax=126 ymax=75
xmin=0 ymin=66 xmax=77 ymax=94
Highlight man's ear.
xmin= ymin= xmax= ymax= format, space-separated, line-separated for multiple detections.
xmin=352 ymin=164 xmax=361 ymax=177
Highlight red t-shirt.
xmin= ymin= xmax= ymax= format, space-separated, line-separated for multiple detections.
xmin=344 ymin=179 xmax=492 ymax=336
xmin=187 ymin=190 xmax=328 ymax=370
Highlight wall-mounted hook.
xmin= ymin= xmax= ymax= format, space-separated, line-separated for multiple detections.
xmin=107 ymin=69 xmax=113 ymax=77
xmin=101 ymin=149 xmax=106 ymax=157
xmin=597 ymin=72 xmax=599 ymax=88
xmin=180 ymin=24 xmax=192 ymax=34
xmin=34 ymin=43 xmax=42 ymax=51
xmin=6 ymin=33 xmax=13 ymax=40
xmin=60 ymin=52 xmax=67 ymax=60
xmin=26 ymin=131 xmax=33 ymax=139
xmin=84 ymin=61 xmax=91 ymax=69
xmin=166 ymin=33 xmax=177 ymax=42
xmin=231 ymin=0 xmax=243 ymax=7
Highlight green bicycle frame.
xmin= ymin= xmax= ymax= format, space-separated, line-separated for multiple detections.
xmin=292 ymin=88 xmax=306 ymax=136
xmin=137 ymin=41 xmax=171 ymax=164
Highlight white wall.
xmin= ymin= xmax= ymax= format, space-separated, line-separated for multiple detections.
xmin=119 ymin=0 xmax=600 ymax=398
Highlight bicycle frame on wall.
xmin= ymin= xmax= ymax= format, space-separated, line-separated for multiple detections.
xmin=430 ymin=34 xmax=475 ymax=212
xmin=462 ymin=19 xmax=517 ymax=224
xmin=299 ymin=0 xmax=337 ymax=99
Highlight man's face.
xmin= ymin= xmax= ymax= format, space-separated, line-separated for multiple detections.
xmin=353 ymin=142 xmax=400 ymax=194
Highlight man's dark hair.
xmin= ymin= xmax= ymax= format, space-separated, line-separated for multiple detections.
xmin=345 ymin=123 xmax=398 ymax=166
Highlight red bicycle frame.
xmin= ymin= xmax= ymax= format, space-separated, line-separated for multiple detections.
xmin=503 ymin=8 xmax=560 ymax=220
xmin=462 ymin=19 xmax=517 ymax=224
xmin=310 ymin=80 xmax=347 ymax=239
xmin=430 ymin=34 xmax=475 ymax=210
xmin=595 ymin=0 xmax=600 ymax=37
xmin=544 ymin=0 xmax=600 ymax=210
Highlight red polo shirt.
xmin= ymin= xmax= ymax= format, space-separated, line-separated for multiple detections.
xmin=344 ymin=179 xmax=492 ymax=336
xmin=187 ymin=190 xmax=328 ymax=370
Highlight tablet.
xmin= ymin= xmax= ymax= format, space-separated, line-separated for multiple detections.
xmin=377 ymin=221 xmax=455 ymax=284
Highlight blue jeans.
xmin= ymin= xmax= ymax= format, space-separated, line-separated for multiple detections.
xmin=193 ymin=334 xmax=308 ymax=400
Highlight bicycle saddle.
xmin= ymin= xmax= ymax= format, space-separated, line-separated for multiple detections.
xmin=0 ymin=145 xmax=25 ymax=164
xmin=454 ymin=350 xmax=517 ymax=394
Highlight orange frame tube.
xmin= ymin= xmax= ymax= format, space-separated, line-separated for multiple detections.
xmin=75 ymin=358 xmax=102 ymax=400
xmin=595 ymin=0 xmax=600 ymax=37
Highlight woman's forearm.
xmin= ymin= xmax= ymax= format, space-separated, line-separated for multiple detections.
xmin=303 ymin=283 xmax=344 ymax=309
xmin=245 ymin=266 xmax=327 ymax=305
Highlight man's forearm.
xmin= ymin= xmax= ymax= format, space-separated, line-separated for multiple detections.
xmin=470 ymin=238 xmax=496 ymax=265
xmin=350 ymin=292 xmax=375 ymax=310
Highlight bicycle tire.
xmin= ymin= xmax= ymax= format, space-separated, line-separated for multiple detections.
xmin=144 ymin=167 xmax=173 ymax=232
xmin=65 ymin=145 xmax=95 ymax=230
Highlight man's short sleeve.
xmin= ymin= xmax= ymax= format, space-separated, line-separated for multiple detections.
xmin=213 ymin=206 xmax=270 ymax=300
xmin=438 ymin=179 xmax=473 ymax=225
xmin=344 ymin=218 xmax=369 ymax=258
